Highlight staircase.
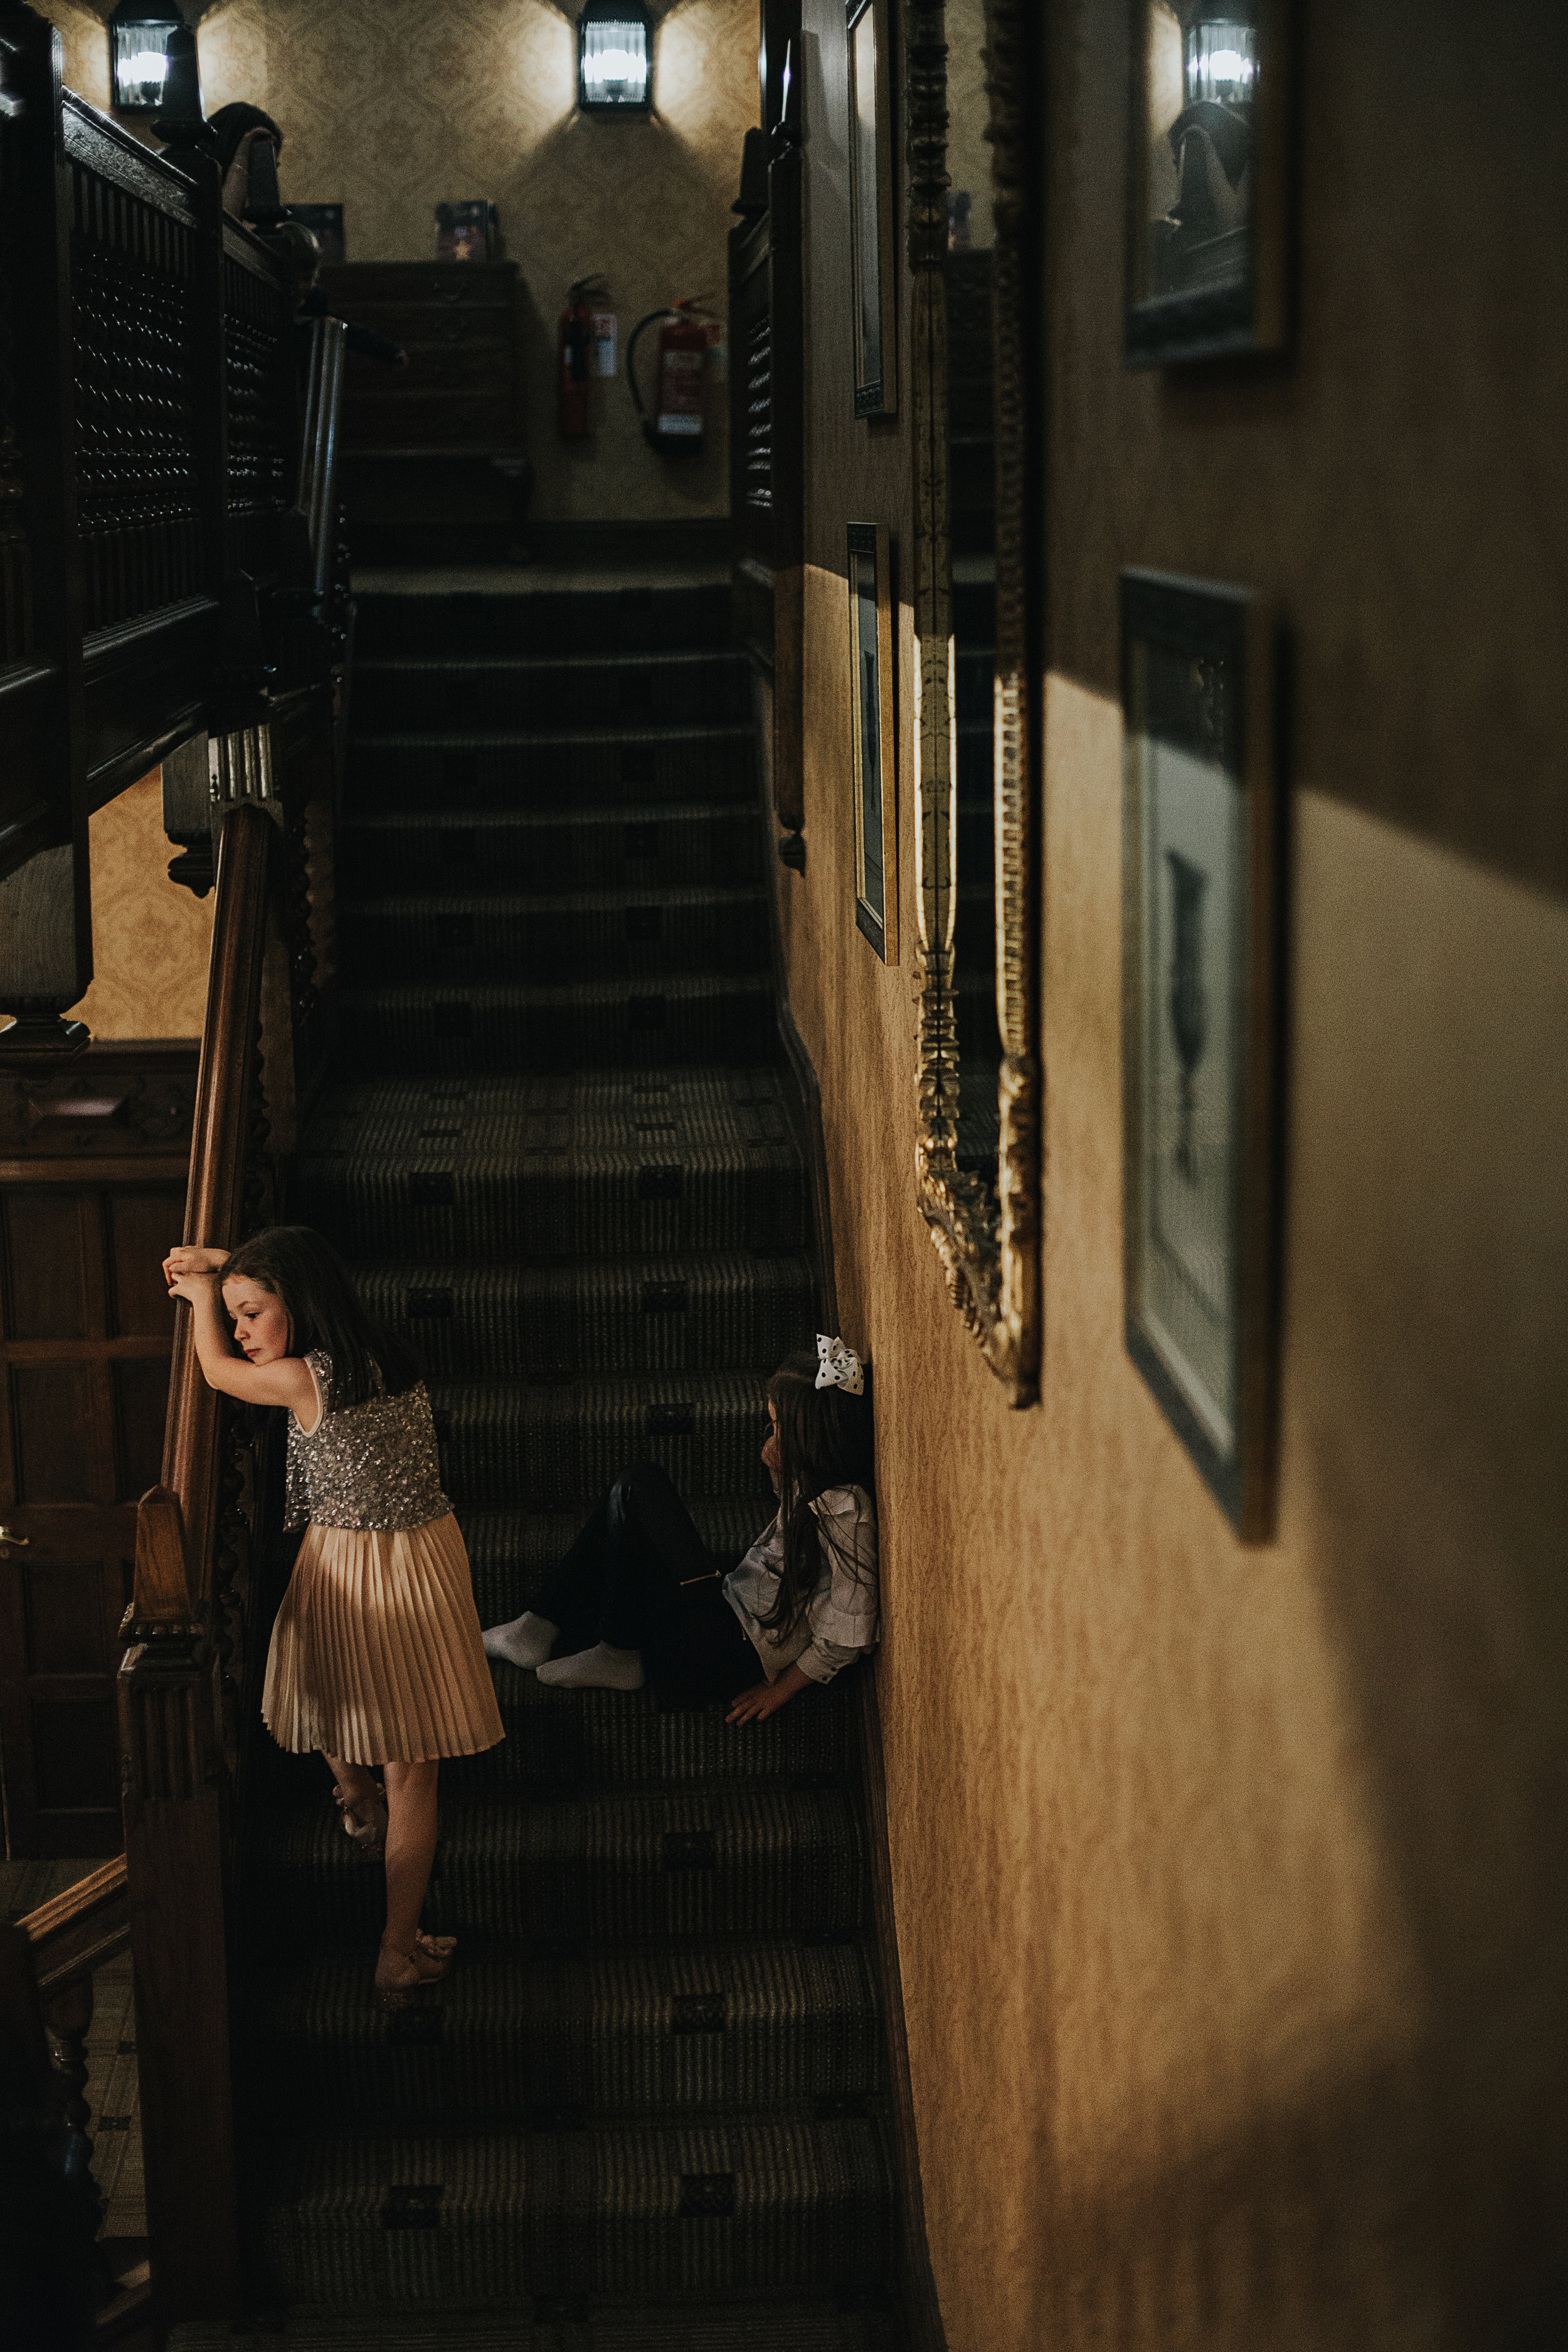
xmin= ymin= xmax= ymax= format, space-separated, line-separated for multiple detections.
xmin=225 ymin=571 xmax=903 ymax=2347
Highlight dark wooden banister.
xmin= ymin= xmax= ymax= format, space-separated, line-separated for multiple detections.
xmin=161 ymin=799 xmax=275 ymax=1605
xmin=112 ymin=802 xmax=278 ymax=2325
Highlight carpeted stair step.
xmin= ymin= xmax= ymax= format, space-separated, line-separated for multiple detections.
xmin=338 ymin=976 xmax=775 ymax=1078
xmin=453 ymin=1666 xmax=856 ymax=1795
xmin=345 ymin=726 xmax=756 ymax=813
xmin=350 ymin=650 xmax=751 ymax=733
xmin=336 ymin=887 xmax=771 ymax=988
xmin=350 ymin=1255 xmax=815 ymax=1380
xmin=250 ymin=1938 xmax=881 ymax=2127
xmin=255 ymin=1789 xmax=863 ymax=1948
xmin=352 ymin=580 xmax=733 ymax=660
xmin=339 ymin=803 xmax=763 ymax=896
xmin=171 ymin=2300 xmax=901 ymax=2349
xmin=250 ymin=2117 xmax=891 ymax=2310
xmin=430 ymin=1372 xmax=773 ymax=1512
xmin=294 ymin=1071 xmax=807 ymax=1259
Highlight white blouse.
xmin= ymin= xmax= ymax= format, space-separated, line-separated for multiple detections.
xmin=723 ymin=1484 xmax=879 ymax=1685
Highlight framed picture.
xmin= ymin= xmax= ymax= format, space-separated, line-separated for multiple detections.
xmin=1126 ymin=0 xmax=1290 ymax=366
xmin=1121 ymin=571 xmax=1281 ymax=1535
xmin=846 ymin=0 xmax=897 ymax=416
xmin=848 ymin=521 xmax=898 ymax=961
xmin=435 ymin=200 xmax=496 ymax=262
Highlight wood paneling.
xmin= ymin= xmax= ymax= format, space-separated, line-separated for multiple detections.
xmin=0 ymin=1143 xmax=189 ymax=1858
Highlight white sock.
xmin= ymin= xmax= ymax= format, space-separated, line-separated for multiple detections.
xmin=482 ymin=1611 xmax=559 ymax=1670
xmin=536 ymin=1641 xmax=645 ymax=1692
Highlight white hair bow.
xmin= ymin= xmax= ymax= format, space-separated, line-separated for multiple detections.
xmin=815 ymin=1334 xmax=864 ymax=1396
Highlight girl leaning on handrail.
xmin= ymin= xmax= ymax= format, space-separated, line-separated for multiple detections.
xmin=162 ymin=1227 xmax=502 ymax=2011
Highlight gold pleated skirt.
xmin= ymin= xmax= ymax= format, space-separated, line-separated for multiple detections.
xmin=262 ymin=1512 xmax=506 ymax=1764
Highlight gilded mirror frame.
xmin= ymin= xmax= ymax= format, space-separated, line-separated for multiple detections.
xmin=908 ymin=0 xmax=1040 ymax=1406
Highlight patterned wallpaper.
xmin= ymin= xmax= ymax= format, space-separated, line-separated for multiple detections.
xmin=36 ymin=0 xmax=758 ymax=521
xmin=68 ymin=772 xmax=215 ymax=1039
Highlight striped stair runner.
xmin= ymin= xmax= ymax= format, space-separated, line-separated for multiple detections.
xmin=228 ymin=573 xmax=901 ymax=2347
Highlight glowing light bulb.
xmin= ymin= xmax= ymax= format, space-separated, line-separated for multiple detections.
xmin=580 ymin=16 xmax=649 ymax=106
xmin=122 ymin=48 xmax=169 ymax=86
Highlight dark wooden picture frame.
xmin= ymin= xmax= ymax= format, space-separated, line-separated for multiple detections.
xmin=847 ymin=0 xmax=898 ymax=416
xmin=1125 ymin=0 xmax=1291 ymax=368
xmin=1121 ymin=571 xmax=1282 ymax=1535
xmin=849 ymin=521 xmax=898 ymax=961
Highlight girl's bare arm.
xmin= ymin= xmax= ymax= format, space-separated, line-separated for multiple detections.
xmin=165 ymin=1269 xmax=317 ymax=1416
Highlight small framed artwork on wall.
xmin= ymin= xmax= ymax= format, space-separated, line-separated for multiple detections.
xmin=1126 ymin=0 xmax=1291 ymax=366
xmin=848 ymin=521 xmax=898 ymax=961
xmin=1121 ymin=570 xmax=1283 ymax=1536
xmin=846 ymin=0 xmax=897 ymax=416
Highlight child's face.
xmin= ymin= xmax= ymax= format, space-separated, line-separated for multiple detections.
xmin=222 ymin=1277 xmax=291 ymax=1365
xmin=762 ymin=1399 xmax=781 ymax=1491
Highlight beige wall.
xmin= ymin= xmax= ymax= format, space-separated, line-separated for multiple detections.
xmin=68 ymin=772 xmax=214 ymax=1041
xmin=36 ymin=0 xmax=757 ymax=523
xmin=785 ymin=1 xmax=1568 ymax=2346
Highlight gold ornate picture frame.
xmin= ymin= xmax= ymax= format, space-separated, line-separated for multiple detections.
xmin=908 ymin=0 xmax=1041 ymax=1406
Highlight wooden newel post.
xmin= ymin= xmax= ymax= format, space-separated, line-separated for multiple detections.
xmin=117 ymin=1485 xmax=238 ymax=2321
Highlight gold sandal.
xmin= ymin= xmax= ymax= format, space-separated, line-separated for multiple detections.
xmin=375 ymin=1938 xmax=450 ymax=2012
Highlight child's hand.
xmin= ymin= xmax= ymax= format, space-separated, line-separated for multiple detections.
xmin=726 ymin=1679 xmax=791 ymax=1725
xmin=163 ymin=1244 xmax=226 ymax=1291
xmin=165 ymin=1266 xmax=219 ymax=1304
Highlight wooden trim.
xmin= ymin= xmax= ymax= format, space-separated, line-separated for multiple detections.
xmin=857 ymin=1664 xmax=948 ymax=2351
xmin=21 ymin=1852 xmax=130 ymax=1995
xmin=0 ymin=1158 xmax=191 ymax=1183
xmin=758 ymin=697 xmax=940 ymax=2332
xmin=0 ymin=1338 xmax=172 ymax=1362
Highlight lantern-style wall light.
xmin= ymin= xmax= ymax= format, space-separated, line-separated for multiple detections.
xmin=1183 ymin=18 xmax=1257 ymax=110
xmin=578 ymin=1 xmax=654 ymax=112
xmin=108 ymin=1 xmax=186 ymax=115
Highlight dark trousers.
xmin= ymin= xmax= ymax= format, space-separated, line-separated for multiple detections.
xmin=536 ymin=1461 xmax=759 ymax=1706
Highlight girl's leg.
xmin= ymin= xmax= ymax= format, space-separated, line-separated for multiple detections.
xmin=381 ymin=1757 xmax=440 ymax=1956
xmin=484 ymin=1487 xmax=618 ymax=1666
xmin=538 ymin=1463 xmax=714 ymax=1690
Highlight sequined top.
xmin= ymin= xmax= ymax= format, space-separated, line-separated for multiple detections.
xmin=283 ymin=1349 xmax=452 ymax=1533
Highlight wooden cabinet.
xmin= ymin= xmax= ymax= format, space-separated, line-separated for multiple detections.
xmin=0 ymin=1046 xmax=195 ymax=1858
xmin=315 ymin=262 xmax=531 ymax=562
xmin=318 ymin=261 xmax=524 ymax=453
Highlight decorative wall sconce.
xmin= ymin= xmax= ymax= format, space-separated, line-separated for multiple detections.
xmin=108 ymin=1 xmax=185 ymax=115
xmin=578 ymin=1 xmax=654 ymax=112
xmin=1184 ymin=16 xmax=1256 ymax=109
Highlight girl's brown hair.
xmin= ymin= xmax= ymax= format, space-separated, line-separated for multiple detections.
xmin=218 ymin=1226 xmax=421 ymax=1411
xmin=756 ymin=1348 xmax=875 ymax=1638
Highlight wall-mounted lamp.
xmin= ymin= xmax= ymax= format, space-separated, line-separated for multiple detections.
xmin=1183 ymin=18 xmax=1257 ymax=110
xmin=109 ymin=1 xmax=186 ymax=114
xmin=578 ymin=1 xmax=654 ymax=113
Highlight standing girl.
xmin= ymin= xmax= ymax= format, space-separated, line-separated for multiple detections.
xmin=162 ymin=1226 xmax=503 ymax=2008
xmin=483 ymin=1338 xmax=878 ymax=1718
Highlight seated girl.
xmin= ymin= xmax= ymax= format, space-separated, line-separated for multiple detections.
xmin=483 ymin=1338 xmax=877 ymax=1721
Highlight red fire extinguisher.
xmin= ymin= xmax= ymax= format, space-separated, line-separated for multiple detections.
xmin=558 ymin=275 xmax=605 ymax=439
xmin=627 ymin=297 xmax=716 ymax=455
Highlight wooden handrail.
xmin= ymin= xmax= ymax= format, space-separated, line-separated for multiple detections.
xmin=20 ymin=1855 xmax=130 ymax=1995
xmin=159 ymin=800 xmax=274 ymax=1611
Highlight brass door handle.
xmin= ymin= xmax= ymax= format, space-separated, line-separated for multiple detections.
xmin=0 ymin=1527 xmax=30 ymax=1545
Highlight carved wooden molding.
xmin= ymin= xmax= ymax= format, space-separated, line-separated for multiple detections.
xmin=908 ymin=0 xmax=1041 ymax=1407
